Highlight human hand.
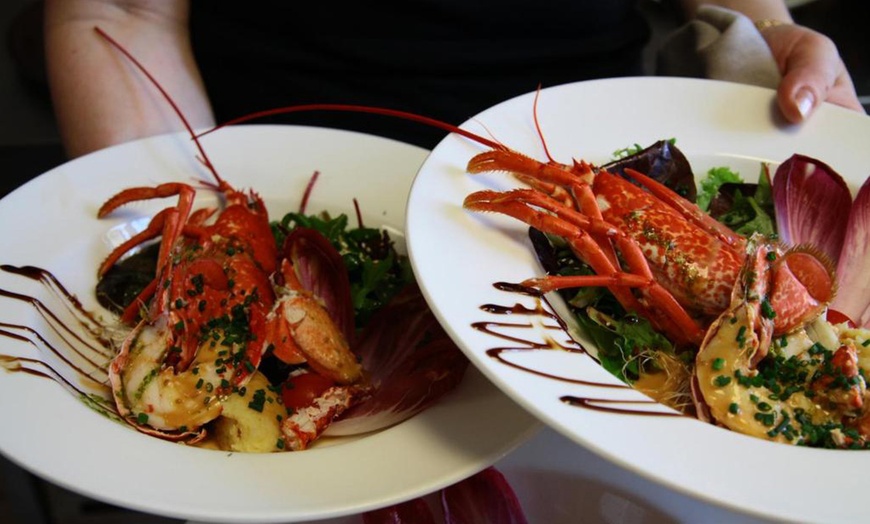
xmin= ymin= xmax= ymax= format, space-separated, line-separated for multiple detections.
xmin=758 ymin=22 xmax=865 ymax=123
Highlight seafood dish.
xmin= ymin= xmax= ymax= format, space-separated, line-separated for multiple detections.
xmin=90 ymin=170 xmax=469 ymax=452
xmin=466 ymin=139 xmax=870 ymax=448
xmin=352 ymin=80 xmax=870 ymax=447
xmin=398 ymin=77 xmax=870 ymax=523
xmin=0 ymin=121 xmax=540 ymax=524
xmin=0 ymin=29 xmax=469 ymax=454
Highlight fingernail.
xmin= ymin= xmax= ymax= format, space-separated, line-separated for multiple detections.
xmin=796 ymin=88 xmax=815 ymax=119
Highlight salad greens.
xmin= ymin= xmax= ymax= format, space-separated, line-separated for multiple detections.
xmin=699 ymin=164 xmax=777 ymax=236
xmin=697 ymin=166 xmax=742 ymax=212
xmin=273 ymin=211 xmax=413 ymax=328
xmin=532 ymin=230 xmax=676 ymax=384
xmin=611 ymin=143 xmax=645 ymax=160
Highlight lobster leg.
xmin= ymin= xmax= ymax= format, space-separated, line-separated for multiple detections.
xmin=567 ymin=161 xmax=620 ymax=270
xmin=496 ymin=158 xmax=621 ymax=270
xmin=465 ymin=189 xmax=705 ymax=345
xmin=97 ymin=183 xmax=197 ymax=218
xmin=469 ymin=150 xmax=745 ymax=253
xmin=98 ymin=183 xmax=197 ymax=278
xmin=467 ymin=150 xmax=583 ymax=188
xmin=98 ymin=207 xmax=173 ymax=277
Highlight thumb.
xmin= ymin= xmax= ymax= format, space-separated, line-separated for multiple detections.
xmin=771 ymin=27 xmax=864 ymax=122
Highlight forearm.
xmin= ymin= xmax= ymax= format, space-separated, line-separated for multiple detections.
xmin=679 ymin=0 xmax=793 ymax=23
xmin=44 ymin=0 xmax=214 ymax=158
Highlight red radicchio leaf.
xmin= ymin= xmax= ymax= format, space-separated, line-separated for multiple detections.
xmin=324 ymin=283 xmax=469 ymax=436
xmin=831 ymin=176 xmax=870 ymax=328
xmin=602 ymin=139 xmax=697 ymax=202
xmin=362 ymin=498 xmax=438 ymax=524
xmin=281 ymin=227 xmax=355 ymax=342
xmin=772 ymin=154 xmax=853 ymax=264
xmin=441 ymin=467 xmax=529 ymax=524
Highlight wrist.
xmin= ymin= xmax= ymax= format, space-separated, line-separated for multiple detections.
xmin=754 ymin=18 xmax=790 ymax=31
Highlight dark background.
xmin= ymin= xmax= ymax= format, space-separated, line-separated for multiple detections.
xmin=0 ymin=0 xmax=867 ymax=523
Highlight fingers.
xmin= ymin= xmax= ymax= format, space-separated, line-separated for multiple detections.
xmin=762 ymin=25 xmax=865 ymax=123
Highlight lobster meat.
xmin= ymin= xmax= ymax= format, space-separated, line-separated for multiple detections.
xmin=695 ymin=235 xmax=870 ymax=447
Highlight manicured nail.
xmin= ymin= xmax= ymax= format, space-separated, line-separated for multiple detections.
xmin=796 ymin=88 xmax=815 ymax=119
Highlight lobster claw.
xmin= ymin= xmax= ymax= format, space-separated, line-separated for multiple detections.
xmin=265 ymin=227 xmax=363 ymax=384
xmin=768 ymin=246 xmax=836 ymax=335
xmin=280 ymin=227 xmax=355 ymax=342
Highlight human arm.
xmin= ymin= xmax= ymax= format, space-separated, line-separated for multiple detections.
xmin=44 ymin=0 xmax=214 ymax=158
xmin=678 ymin=0 xmax=865 ymax=122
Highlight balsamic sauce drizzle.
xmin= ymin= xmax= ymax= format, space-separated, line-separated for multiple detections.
xmin=0 ymin=265 xmax=117 ymax=415
xmin=1 ymin=265 xmax=680 ymax=421
xmin=477 ymin=281 xmax=680 ymax=417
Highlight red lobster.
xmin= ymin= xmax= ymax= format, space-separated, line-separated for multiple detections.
xmin=95 ymin=28 xmax=365 ymax=447
xmin=203 ymin=94 xmax=836 ymax=353
xmin=461 ymin=156 xmax=834 ymax=350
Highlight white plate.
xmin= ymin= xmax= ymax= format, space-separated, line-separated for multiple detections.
xmin=407 ymin=77 xmax=870 ymax=524
xmin=255 ymin=426 xmax=773 ymax=524
xmin=0 ymin=125 xmax=539 ymax=523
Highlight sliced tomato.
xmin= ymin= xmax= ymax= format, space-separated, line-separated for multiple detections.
xmin=281 ymin=372 xmax=335 ymax=411
xmin=827 ymin=308 xmax=857 ymax=328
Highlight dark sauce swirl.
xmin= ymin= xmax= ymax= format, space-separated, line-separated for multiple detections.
xmin=476 ymin=281 xmax=679 ymax=417
xmin=0 ymin=265 xmax=680 ymax=422
xmin=0 ymin=265 xmax=116 ymax=415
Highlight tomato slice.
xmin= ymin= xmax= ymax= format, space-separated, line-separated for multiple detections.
xmin=281 ymin=372 xmax=335 ymax=411
xmin=826 ymin=308 xmax=857 ymax=328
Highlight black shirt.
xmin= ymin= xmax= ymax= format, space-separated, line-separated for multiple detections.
xmin=191 ymin=0 xmax=650 ymax=148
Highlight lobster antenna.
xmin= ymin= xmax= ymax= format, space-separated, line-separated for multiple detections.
xmin=195 ymin=104 xmax=507 ymax=152
xmin=93 ymin=26 xmax=226 ymax=188
xmin=298 ymin=171 xmax=320 ymax=214
xmin=532 ymin=84 xmax=556 ymax=164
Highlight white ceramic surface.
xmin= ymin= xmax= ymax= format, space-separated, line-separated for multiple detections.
xmin=0 ymin=125 xmax=539 ymax=523
xmin=224 ymin=425 xmax=777 ymax=524
xmin=407 ymin=77 xmax=870 ymax=524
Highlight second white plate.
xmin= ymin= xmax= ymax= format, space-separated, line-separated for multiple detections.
xmin=407 ymin=77 xmax=870 ymax=523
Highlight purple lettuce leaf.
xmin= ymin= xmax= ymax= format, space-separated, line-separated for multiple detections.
xmin=830 ymin=176 xmax=870 ymax=327
xmin=772 ymin=154 xmax=853 ymax=264
xmin=282 ymin=226 xmax=355 ymax=342
xmin=362 ymin=497 xmax=437 ymax=524
xmin=441 ymin=467 xmax=529 ymax=524
xmin=324 ymin=283 xmax=469 ymax=436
